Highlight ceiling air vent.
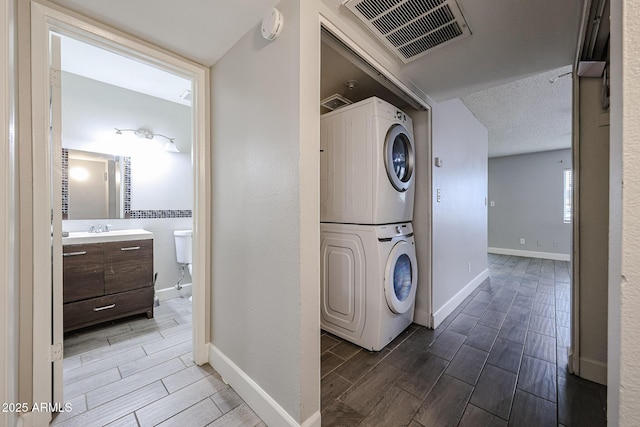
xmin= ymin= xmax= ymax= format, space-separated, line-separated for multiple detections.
xmin=344 ymin=0 xmax=471 ymax=63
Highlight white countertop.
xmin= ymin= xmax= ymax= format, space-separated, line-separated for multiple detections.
xmin=62 ymin=228 xmax=153 ymax=245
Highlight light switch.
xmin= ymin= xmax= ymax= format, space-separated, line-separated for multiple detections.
xmin=490 ymin=201 xmax=495 ymax=207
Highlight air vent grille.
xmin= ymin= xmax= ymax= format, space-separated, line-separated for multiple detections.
xmin=345 ymin=0 xmax=471 ymax=63
xmin=372 ymin=0 xmax=447 ymax=33
xmin=399 ymin=22 xmax=463 ymax=58
xmin=386 ymin=6 xmax=455 ymax=46
xmin=354 ymin=0 xmax=403 ymax=20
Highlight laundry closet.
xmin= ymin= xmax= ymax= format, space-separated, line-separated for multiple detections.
xmin=319 ymin=30 xmax=433 ymax=352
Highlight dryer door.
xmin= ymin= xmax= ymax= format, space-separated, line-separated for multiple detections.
xmin=384 ymin=124 xmax=414 ymax=192
xmin=384 ymin=240 xmax=418 ymax=314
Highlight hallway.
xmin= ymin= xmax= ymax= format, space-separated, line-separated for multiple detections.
xmin=321 ymin=255 xmax=607 ymax=426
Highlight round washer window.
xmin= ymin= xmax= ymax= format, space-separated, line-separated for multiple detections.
xmin=384 ymin=124 xmax=414 ymax=192
xmin=393 ymin=254 xmax=413 ymax=302
xmin=392 ymin=134 xmax=411 ymax=183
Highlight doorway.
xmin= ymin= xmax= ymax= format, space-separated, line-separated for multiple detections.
xmin=29 ymin=3 xmax=210 ymax=423
xmin=57 ymin=31 xmax=197 ymax=418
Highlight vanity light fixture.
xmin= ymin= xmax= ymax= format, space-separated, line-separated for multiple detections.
xmin=114 ymin=128 xmax=180 ymax=152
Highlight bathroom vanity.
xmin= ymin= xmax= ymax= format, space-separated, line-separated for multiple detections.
xmin=62 ymin=229 xmax=154 ymax=332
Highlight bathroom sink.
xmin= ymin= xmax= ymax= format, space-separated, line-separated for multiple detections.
xmin=62 ymin=228 xmax=153 ymax=245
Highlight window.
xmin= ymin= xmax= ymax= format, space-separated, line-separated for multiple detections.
xmin=564 ymin=169 xmax=572 ymax=223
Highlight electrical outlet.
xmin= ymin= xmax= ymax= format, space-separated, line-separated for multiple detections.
xmin=490 ymin=201 xmax=495 ymax=207
xmin=553 ymin=241 xmax=559 ymax=247
xmin=437 ymin=188 xmax=441 ymax=203
xmin=520 ymin=238 xmax=525 ymax=245
xmin=537 ymin=240 xmax=542 ymax=246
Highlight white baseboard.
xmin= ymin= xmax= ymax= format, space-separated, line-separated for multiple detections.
xmin=488 ymin=247 xmax=570 ymax=261
xmin=432 ymin=269 xmax=489 ymax=328
xmin=156 ymin=283 xmax=192 ymax=301
xmin=579 ymin=356 xmax=607 ymax=385
xmin=208 ymin=344 xmax=321 ymax=427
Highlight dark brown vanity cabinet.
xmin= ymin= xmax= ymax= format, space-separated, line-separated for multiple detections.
xmin=62 ymin=243 xmax=104 ymax=303
xmin=63 ymin=239 xmax=154 ymax=332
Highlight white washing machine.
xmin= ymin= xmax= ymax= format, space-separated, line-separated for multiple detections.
xmin=320 ymin=96 xmax=416 ymax=225
xmin=320 ymin=222 xmax=418 ymax=351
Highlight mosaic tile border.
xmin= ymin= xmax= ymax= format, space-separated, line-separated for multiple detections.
xmin=123 ymin=157 xmax=131 ymax=217
xmin=62 ymin=149 xmax=69 ymax=219
xmin=129 ymin=210 xmax=192 ymax=219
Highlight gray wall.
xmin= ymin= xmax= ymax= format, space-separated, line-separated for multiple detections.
xmin=431 ymin=99 xmax=489 ymax=325
xmin=488 ymin=149 xmax=571 ymax=258
xmin=577 ymin=77 xmax=609 ymax=384
xmin=210 ymin=0 xmax=320 ymax=422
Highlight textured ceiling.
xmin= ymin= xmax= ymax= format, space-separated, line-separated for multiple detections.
xmin=400 ymin=0 xmax=582 ymax=101
xmin=461 ymin=65 xmax=573 ymax=158
xmin=322 ymin=0 xmax=583 ymax=102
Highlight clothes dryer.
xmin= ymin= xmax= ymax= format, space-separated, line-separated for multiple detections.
xmin=320 ymin=222 xmax=417 ymax=351
xmin=320 ymin=97 xmax=415 ymax=225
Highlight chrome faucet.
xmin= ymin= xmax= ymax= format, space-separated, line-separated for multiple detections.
xmin=88 ymin=224 xmax=111 ymax=233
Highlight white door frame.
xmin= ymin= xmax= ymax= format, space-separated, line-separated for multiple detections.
xmin=29 ymin=2 xmax=210 ymax=421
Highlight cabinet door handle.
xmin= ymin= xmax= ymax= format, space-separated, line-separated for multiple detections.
xmin=93 ymin=304 xmax=116 ymax=312
xmin=63 ymin=251 xmax=87 ymax=257
xmin=120 ymin=246 xmax=141 ymax=251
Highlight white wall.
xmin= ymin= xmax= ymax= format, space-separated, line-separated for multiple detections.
xmin=612 ymin=0 xmax=640 ymax=423
xmin=488 ymin=149 xmax=571 ymax=259
xmin=210 ymin=0 xmax=320 ymax=424
xmin=431 ymin=99 xmax=489 ymax=326
xmin=61 ymin=72 xmax=193 ymax=210
xmin=61 ymin=72 xmax=194 ymax=292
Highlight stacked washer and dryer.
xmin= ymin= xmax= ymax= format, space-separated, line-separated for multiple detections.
xmin=320 ymin=97 xmax=418 ymax=351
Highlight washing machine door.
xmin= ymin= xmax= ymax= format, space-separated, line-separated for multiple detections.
xmin=384 ymin=124 xmax=414 ymax=192
xmin=384 ymin=240 xmax=418 ymax=314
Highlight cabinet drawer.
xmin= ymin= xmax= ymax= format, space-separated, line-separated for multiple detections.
xmin=63 ymin=243 xmax=104 ymax=303
xmin=63 ymin=287 xmax=154 ymax=332
xmin=104 ymin=239 xmax=153 ymax=294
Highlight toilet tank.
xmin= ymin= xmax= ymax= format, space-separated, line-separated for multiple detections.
xmin=174 ymin=229 xmax=193 ymax=264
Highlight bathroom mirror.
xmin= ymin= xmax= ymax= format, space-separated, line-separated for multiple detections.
xmin=62 ymin=148 xmax=130 ymax=220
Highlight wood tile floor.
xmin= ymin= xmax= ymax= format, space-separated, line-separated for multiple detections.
xmin=321 ymin=255 xmax=607 ymax=426
xmin=54 ymin=297 xmax=264 ymax=427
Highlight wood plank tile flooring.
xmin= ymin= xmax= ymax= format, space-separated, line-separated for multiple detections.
xmin=54 ymin=297 xmax=264 ymax=427
xmin=321 ymin=255 xmax=607 ymax=426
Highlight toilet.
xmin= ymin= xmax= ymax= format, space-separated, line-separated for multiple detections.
xmin=173 ymin=229 xmax=193 ymax=275
xmin=174 ymin=230 xmax=193 ymax=301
